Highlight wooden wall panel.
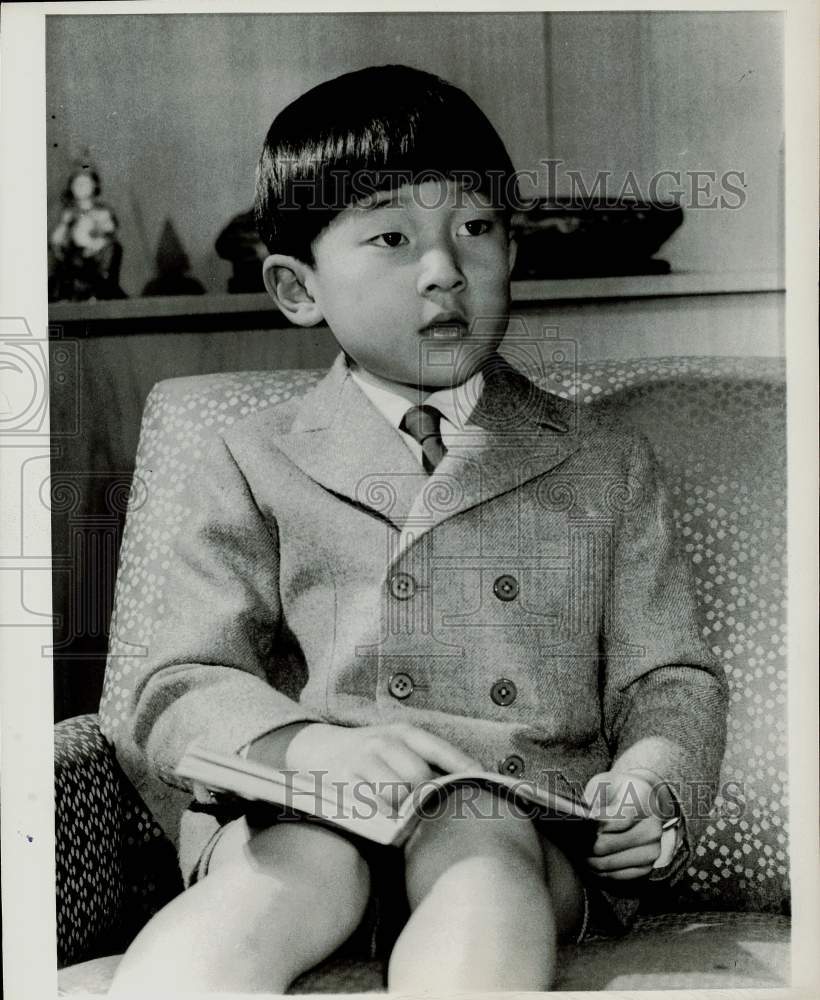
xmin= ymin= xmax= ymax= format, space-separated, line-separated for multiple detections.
xmin=547 ymin=11 xmax=783 ymax=275
xmin=50 ymin=325 xmax=339 ymax=719
xmin=515 ymin=292 xmax=783 ymax=362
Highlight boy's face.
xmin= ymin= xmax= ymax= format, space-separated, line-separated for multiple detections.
xmin=269 ymin=180 xmax=515 ymax=390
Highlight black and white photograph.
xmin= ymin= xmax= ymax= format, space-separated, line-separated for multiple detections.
xmin=0 ymin=2 xmax=817 ymax=997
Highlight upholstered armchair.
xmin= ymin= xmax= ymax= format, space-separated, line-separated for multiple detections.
xmin=56 ymin=356 xmax=790 ymax=993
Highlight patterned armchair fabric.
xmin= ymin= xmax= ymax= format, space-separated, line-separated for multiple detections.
xmin=552 ymin=358 xmax=788 ymax=914
xmin=56 ymin=356 xmax=788 ymax=967
xmin=55 ymin=715 xmax=181 ymax=966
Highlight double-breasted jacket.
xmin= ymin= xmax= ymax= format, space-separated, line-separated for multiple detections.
xmin=104 ymin=353 xmax=728 ymax=886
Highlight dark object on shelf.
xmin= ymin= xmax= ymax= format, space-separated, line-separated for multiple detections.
xmin=215 ymin=209 xmax=267 ymax=293
xmin=142 ymin=218 xmax=205 ymax=297
xmin=49 ymin=164 xmax=127 ymax=302
xmin=511 ymin=199 xmax=684 ymax=280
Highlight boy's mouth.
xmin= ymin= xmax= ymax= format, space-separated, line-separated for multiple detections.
xmin=420 ymin=312 xmax=469 ymax=338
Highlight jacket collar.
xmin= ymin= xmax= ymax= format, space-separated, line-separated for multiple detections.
xmin=275 ymin=352 xmax=581 ymax=538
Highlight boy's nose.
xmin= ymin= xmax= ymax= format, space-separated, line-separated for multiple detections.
xmin=416 ymin=247 xmax=466 ymax=296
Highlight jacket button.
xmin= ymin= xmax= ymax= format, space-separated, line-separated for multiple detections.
xmin=389 ymin=572 xmax=416 ymax=600
xmin=388 ymin=672 xmax=414 ymax=700
xmin=498 ymin=754 xmax=525 ymax=777
xmin=490 ymin=678 xmax=517 ymax=706
xmin=493 ymin=574 xmax=519 ymax=601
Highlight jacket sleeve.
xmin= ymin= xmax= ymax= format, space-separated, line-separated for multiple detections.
xmin=121 ymin=431 xmax=322 ymax=794
xmin=601 ymin=431 xmax=729 ymax=859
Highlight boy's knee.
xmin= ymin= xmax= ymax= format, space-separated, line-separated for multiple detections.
xmin=423 ymin=787 xmax=542 ymax=849
xmin=250 ymin=821 xmax=371 ymax=916
xmin=405 ymin=788 xmax=546 ymax=896
xmin=207 ymin=815 xmax=370 ymax=930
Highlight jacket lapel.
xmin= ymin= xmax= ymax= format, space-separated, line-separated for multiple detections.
xmin=274 ymin=353 xmax=584 ymax=536
xmin=273 ymin=354 xmax=427 ymax=528
xmin=399 ymin=356 xmax=581 ymax=544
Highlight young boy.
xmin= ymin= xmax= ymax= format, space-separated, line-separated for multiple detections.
xmin=106 ymin=65 xmax=728 ymax=993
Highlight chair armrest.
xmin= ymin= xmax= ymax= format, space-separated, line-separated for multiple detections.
xmin=54 ymin=714 xmax=184 ymax=966
xmin=55 ymin=714 xmax=125 ymax=966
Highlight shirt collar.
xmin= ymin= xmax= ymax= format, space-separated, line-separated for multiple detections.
xmin=349 ymin=362 xmax=485 ymax=433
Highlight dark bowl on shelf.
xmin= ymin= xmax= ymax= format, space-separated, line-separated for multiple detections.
xmin=510 ymin=199 xmax=684 ymax=280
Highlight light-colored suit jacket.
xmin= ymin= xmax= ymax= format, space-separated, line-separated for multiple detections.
xmin=107 ymin=352 xmax=727 ymax=886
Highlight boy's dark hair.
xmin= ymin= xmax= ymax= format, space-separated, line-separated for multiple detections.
xmin=254 ymin=64 xmax=519 ymax=264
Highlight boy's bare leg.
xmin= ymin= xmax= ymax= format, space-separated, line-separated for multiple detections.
xmin=388 ymin=787 xmax=585 ymax=992
xmin=109 ymin=818 xmax=370 ymax=994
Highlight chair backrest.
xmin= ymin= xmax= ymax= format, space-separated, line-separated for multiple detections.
xmin=550 ymin=357 xmax=787 ymax=913
xmin=100 ymin=356 xmax=787 ymax=914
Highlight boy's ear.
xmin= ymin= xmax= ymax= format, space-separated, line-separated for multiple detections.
xmin=262 ymin=254 xmax=325 ymax=327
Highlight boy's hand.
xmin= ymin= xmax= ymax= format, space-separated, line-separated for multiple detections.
xmin=284 ymin=722 xmax=483 ymax=812
xmin=582 ymin=770 xmax=676 ymax=881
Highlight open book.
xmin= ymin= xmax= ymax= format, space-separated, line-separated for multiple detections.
xmin=176 ymin=746 xmax=593 ymax=849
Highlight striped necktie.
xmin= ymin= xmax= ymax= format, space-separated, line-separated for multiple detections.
xmin=400 ymin=404 xmax=448 ymax=473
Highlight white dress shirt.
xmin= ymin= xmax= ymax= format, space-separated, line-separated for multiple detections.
xmin=349 ymin=364 xmax=485 ymax=467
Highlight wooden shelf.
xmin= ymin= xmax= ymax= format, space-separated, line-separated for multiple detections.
xmin=48 ymin=270 xmax=783 ymax=332
xmin=49 ymin=291 xmax=279 ymax=325
xmin=511 ymin=270 xmax=783 ymax=303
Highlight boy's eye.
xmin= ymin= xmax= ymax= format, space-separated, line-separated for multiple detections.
xmin=458 ymin=219 xmax=493 ymax=236
xmin=369 ymin=232 xmax=407 ymax=248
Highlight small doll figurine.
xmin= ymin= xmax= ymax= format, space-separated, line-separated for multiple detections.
xmin=49 ymin=166 xmax=126 ymax=301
